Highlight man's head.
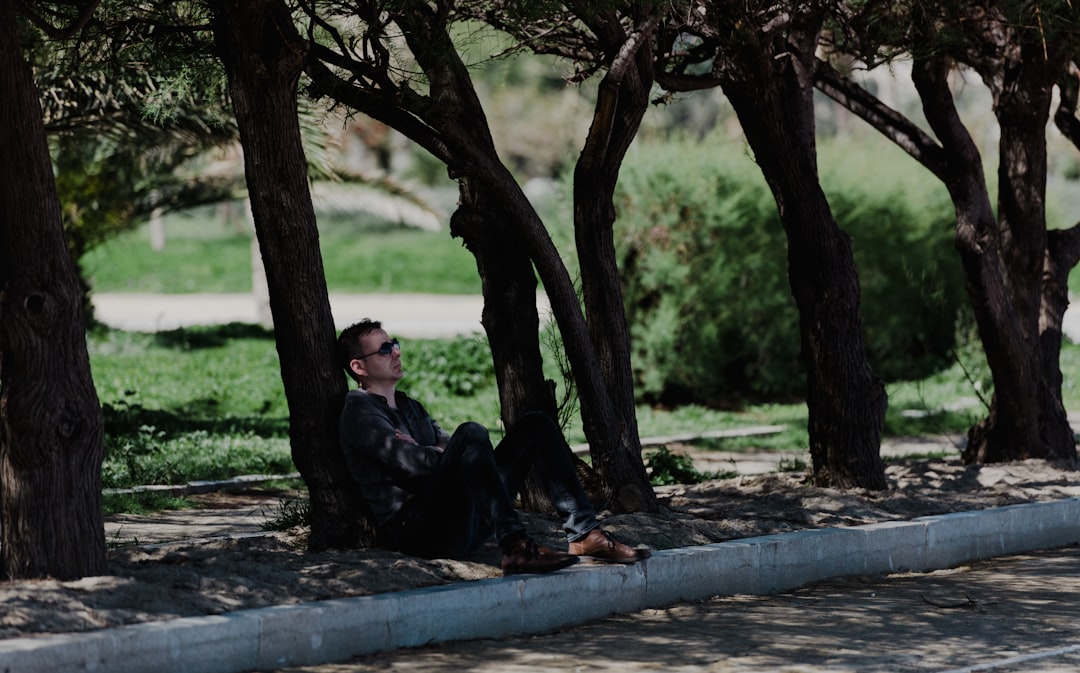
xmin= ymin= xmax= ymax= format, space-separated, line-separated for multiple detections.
xmin=337 ymin=319 xmax=403 ymax=387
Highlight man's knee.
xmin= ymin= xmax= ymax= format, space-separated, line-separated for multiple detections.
xmin=448 ymin=422 xmax=495 ymax=466
xmin=453 ymin=421 xmax=490 ymax=445
xmin=514 ymin=411 xmax=561 ymax=442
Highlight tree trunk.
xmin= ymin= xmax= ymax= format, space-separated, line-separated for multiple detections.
xmin=572 ymin=9 xmax=659 ymax=510
xmin=719 ymin=13 xmax=887 ymax=489
xmin=0 ymin=0 xmax=107 ymax=579
xmin=450 ymin=177 xmax=591 ymax=511
xmin=912 ymin=50 xmax=1076 ymax=464
xmin=212 ymin=0 xmax=369 ymax=550
xmin=972 ymin=42 xmax=1074 ymax=463
xmin=451 ymin=180 xmax=558 ymax=425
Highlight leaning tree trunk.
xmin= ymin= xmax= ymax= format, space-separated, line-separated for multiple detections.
xmin=572 ymin=9 xmax=659 ymax=511
xmin=452 ymin=179 xmax=558 ymax=425
xmin=0 ymin=0 xmax=107 ymax=580
xmin=719 ymin=13 xmax=887 ymax=489
xmin=449 ymin=178 xmax=604 ymax=511
xmin=212 ymin=0 xmax=369 ymax=550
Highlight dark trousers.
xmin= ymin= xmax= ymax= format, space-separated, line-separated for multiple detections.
xmin=390 ymin=411 xmax=598 ymax=559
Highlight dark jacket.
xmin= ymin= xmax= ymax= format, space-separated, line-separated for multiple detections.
xmin=338 ymin=388 xmax=451 ymax=527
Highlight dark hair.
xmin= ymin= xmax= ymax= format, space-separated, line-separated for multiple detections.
xmin=337 ymin=319 xmax=382 ymax=383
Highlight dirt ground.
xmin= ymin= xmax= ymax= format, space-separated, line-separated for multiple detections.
xmin=3 ymin=438 xmax=1080 ymax=643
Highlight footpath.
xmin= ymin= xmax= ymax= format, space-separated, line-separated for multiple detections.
xmin=4 ymin=293 xmax=1073 ymax=672
xmin=6 ymin=479 xmax=1080 ymax=672
xmin=90 ymin=292 xmax=550 ymax=338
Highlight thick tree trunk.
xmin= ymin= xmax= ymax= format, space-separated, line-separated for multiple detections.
xmin=720 ymin=14 xmax=887 ymax=489
xmin=212 ymin=0 xmax=368 ymax=549
xmin=0 ymin=0 xmax=107 ymax=579
xmin=969 ymin=44 xmax=1075 ymax=463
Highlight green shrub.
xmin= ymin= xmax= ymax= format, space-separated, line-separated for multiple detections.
xmin=615 ymin=136 xmax=965 ymax=405
xmin=402 ymin=335 xmax=496 ymax=398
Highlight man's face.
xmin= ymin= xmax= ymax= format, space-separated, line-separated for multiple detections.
xmin=354 ymin=328 xmax=404 ymax=385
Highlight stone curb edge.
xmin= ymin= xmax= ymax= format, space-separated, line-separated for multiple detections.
xmin=5 ymin=497 xmax=1080 ymax=673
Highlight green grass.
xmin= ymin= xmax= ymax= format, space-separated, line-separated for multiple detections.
xmin=90 ymin=325 xmax=294 ymax=489
xmin=90 ymin=317 xmax=1066 ymax=498
xmin=102 ymin=492 xmax=193 ymax=516
xmin=80 ymin=208 xmax=483 ymax=294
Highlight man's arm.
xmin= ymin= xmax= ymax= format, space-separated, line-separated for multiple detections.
xmin=339 ymin=392 xmax=444 ymax=480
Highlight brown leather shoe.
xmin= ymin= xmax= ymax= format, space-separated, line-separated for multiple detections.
xmin=568 ymin=529 xmax=652 ymax=564
xmin=501 ymin=538 xmax=579 ymax=576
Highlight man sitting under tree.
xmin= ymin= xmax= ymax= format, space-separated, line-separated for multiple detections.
xmin=337 ymin=319 xmax=651 ymax=575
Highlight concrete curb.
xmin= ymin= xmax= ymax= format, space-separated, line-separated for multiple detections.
xmin=4 ymin=498 xmax=1080 ymax=673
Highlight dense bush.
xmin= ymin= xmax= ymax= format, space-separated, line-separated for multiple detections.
xmin=615 ymin=137 xmax=966 ymax=405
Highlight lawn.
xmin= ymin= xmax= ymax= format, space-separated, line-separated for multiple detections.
xmin=80 ymin=206 xmax=484 ymax=295
xmin=89 ymin=316 xmax=1043 ymax=510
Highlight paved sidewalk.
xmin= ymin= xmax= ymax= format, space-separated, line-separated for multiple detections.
xmin=91 ymin=292 xmax=1080 ymax=343
xmin=274 ymin=545 xmax=1080 ymax=673
xmin=91 ymin=292 xmax=551 ymax=338
xmin=6 ymin=497 xmax=1080 ymax=673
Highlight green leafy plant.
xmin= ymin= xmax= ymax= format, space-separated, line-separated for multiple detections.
xmin=645 ymin=446 xmax=725 ymax=486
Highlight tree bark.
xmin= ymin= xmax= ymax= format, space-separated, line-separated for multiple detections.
xmin=571 ymin=7 xmax=659 ymax=510
xmin=717 ymin=11 xmax=887 ymax=489
xmin=911 ymin=42 xmax=1076 ymax=464
xmin=212 ymin=0 xmax=369 ymax=549
xmin=0 ymin=0 xmax=107 ymax=579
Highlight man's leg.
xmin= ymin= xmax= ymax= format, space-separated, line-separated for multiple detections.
xmin=494 ymin=411 xmax=599 ymax=542
xmin=496 ymin=411 xmax=651 ymax=564
xmin=396 ymin=422 xmax=522 ymax=557
xmin=396 ymin=421 xmax=578 ymax=574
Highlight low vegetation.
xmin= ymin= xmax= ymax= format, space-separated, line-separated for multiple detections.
xmin=89 ymin=316 xmax=1071 ymax=505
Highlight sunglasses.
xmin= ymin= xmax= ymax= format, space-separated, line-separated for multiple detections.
xmin=359 ymin=338 xmax=400 ymax=359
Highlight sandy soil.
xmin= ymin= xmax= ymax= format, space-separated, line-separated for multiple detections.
xmin=3 ymin=441 xmax=1079 ymax=642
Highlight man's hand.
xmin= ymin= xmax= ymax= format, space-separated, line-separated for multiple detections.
xmin=395 ymin=428 xmax=444 ymax=452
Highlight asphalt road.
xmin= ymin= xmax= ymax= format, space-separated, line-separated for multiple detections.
xmin=273 ymin=545 xmax=1080 ymax=673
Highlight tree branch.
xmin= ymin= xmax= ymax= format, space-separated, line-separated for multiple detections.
xmin=303 ymin=56 xmax=452 ymax=165
xmin=814 ymin=58 xmax=948 ymax=180
xmin=15 ymin=0 xmax=100 ymax=39
xmin=1054 ymin=60 xmax=1080 ymax=150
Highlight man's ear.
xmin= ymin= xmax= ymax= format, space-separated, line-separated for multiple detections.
xmin=349 ymin=358 xmax=366 ymax=379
